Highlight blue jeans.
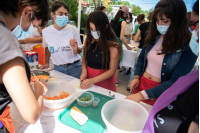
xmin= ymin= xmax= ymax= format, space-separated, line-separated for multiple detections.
xmin=54 ymin=60 xmax=82 ymax=79
xmin=128 ymin=48 xmax=142 ymax=87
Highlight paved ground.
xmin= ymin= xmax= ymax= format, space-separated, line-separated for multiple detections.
xmin=49 ymin=60 xmax=131 ymax=96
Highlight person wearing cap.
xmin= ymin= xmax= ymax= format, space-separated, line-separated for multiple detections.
xmin=110 ymin=6 xmax=132 ymax=86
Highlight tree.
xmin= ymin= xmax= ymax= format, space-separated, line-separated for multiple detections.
xmin=62 ymin=0 xmax=78 ymax=22
xmin=107 ymin=5 xmax=113 ymax=13
xmin=110 ymin=0 xmax=130 ymax=6
xmin=131 ymin=5 xmax=142 ymax=16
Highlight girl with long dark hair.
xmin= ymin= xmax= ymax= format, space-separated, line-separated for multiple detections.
xmin=126 ymin=0 xmax=197 ymax=105
xmin=143 ymin=1 xmax=199 ymax=132
xmin=110 ymin=6 xmax=132 ymax=86
xmin=80 ymin=11 xmax=121 ymax=92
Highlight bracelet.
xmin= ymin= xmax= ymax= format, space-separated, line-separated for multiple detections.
xmin=134 ymin=76 xmax=140 ymax=80
xmin=139 ymin=91 xmax=145 ymax=101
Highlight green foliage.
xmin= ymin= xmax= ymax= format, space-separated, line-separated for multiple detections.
xmin=72 ymin=12 xmax=89 ymax=29
xmin=107 ymin=5 xmax=113 ymax=13
xmin=131 ymin=5 xmax=142 ymax=16
xmin=62 ymin=0 xmax=78 ymax=22
xmin=110 ymin=1 xmax=130 ymax=6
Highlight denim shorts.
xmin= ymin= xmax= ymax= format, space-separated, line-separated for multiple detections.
xmin=54 ymin=60 xmax=82 ymax=79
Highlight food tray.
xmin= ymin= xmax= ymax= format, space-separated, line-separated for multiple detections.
xmin=58 ymin=91 xmax=114 ymax=133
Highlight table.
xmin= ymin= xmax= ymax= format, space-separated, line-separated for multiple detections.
xmin=120 ymin=45 xmax=137 ymax=68
xmin=9 ymin=70 xmax=152 ymax=133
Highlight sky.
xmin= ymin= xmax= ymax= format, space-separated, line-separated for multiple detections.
xmin=121 ymin=0 xmax=196 ymax=12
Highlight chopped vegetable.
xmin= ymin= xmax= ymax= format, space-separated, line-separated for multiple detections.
xmin=31 ymin=75 xmax=49 ymax=82
xmin=43 ymin=92 xmax=69 ymax=100
xmin=78 ymin=95 xmax=91 ymax=101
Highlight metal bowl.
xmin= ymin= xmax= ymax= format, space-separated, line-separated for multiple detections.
xmin=31 ymin=70 xmax=50 ymax=82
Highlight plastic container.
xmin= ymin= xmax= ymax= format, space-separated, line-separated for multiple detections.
xmin=43 ymin=81 xmax=76 ymax=109
xmin=77 ymin=92 xmax=94 ymax=107
xmin=92 ymin=97 xmax=100 ymax=108
xmin=101 ymin=99 xmax=149 ymax=133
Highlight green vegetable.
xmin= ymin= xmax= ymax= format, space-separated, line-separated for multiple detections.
xmin=78 ymin=95 xmax=91 ymax=101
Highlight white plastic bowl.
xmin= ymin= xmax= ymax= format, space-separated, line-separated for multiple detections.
xmin=101 ymin=99 xmax=149 ymax=133
xmin=43 ymin=81 xmax=76 ymax=109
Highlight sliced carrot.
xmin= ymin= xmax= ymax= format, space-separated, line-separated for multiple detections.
xmin=31 ymin=75 xmax=49 ymax=82
xmin=43 ymin=92 xmax=70 ymax=100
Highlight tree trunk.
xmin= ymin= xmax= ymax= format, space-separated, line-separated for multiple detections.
xmin=93 ymin=0 xmax=96 ymax=8
xmin=98 ymin=0 xmax=101 ymax=7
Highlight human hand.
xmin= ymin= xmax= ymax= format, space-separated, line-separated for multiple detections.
xmin=39 ymin=63 xmax=49 ymax=70
xmin=19 ymin=38 xmax=30 ymax=44
xmin=125 ymin=93 xmax=143 ymax=103
xmin=80 ymin=78 xmax=95 ymax=89
xmin=69 ymin=39 xmax=78 ymax=51
xmin=80 ymin=71 xmax=87 ymax=82
xmin=130 ymin=78 xmax=140 ymax=92
xmin=34 ymin=78 xmax=48 ymax=95
xmin=128 ymin=33 xmax=132 ymax=37
xmin=126 ymin=45 xmax=132 ymax=50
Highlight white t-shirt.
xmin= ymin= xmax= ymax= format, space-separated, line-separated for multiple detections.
xmin=43 ymin=24 xmax=82 ymax=65
xmin=125 ymin=22 xmax=133 ymax=35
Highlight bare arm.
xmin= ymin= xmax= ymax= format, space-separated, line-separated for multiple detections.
xmin=73 ymin=47 xmax=82 ymax=54
xmin=134 ymin=29 xmax=141 ymax=42
xmin=188 ymin=121 xmax=199 ymax=133
xmin=0 ymin=57 xmax=47 ymax=124
xmin=120 ymin=21 xmax=132 ymax=50
xmin=45 ymin=47 xmax=50 ymax=64
xmin=80 ymin=53 xmax=87 ymax=81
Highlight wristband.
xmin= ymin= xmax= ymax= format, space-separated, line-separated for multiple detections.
xmin=134 ymin=76 xmax=140 ymax=80
xmin=139 ymin=91 xmax=145 ymax=101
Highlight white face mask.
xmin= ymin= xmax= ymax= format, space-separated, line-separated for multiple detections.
xmin=156 ymin=23 xmax=170 ymax=35
xmin=91 ymin=30 xmax=100 ymax=39
xmin=189 ymin=30 xmax=199 ymax=56
xmin=126 ymin=20 xmax=130 ymax=23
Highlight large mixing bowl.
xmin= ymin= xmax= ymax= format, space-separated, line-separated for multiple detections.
xmin=43 ymin=81 xmax=76 ymax=109
xmin=101 ymin=99 xmax=149 ymax=133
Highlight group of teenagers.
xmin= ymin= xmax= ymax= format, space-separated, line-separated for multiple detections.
xmin=0 ymin=0 xmax=199 ymax=132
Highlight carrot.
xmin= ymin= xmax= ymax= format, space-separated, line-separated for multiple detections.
xmin=31 ymin=75 xmax=49 ymax=82
xmin=43 ymin=92 xmax=70 ymax=100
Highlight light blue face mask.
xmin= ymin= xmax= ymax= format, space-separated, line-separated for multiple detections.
xmin=156 ymin=23 xmax=170 ymax=35
xmin=91 ymin=30 xmax=100 ymax=39
xmin=55 ymin=15 xmax=68 ymax=27
xmin=11 ymin=16 xmax=33 ymax=40
xmin=189 ymin=30 xmax=199 ymax=56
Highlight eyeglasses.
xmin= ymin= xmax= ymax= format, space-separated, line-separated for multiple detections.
xmin=190 ymin=20 xmax=199 ymax=28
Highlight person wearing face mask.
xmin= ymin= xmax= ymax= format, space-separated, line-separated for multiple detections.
xmin=132 ymin=14 xmax=145 ymax=41
xmin=142 ymin=1 xmax=199 ymax=133
xmin=126 ymin=12 xmax=152 ymax=92
xmin=126 ymin=0 xmax=198 ymax=105
xmin=110 ymin=6 xmax=132 ymax=86
xmin=0 ymin=0 xmax=49 ymax=132
xmin=19 ymin=19 xmax=48 ymax=65
xmin=124 ymin=12 xmax=133 ymax=44
xmin=39 ymin=1 xmax=82 ymax=79
xmin=80 ymin=11 xmax=121 ymax=92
